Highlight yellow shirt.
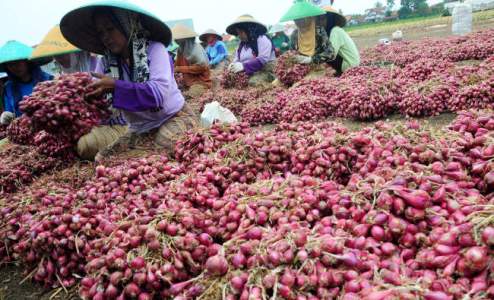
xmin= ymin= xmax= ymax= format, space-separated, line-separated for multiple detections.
xmin=295 ymin=18 xmax=316 ymax=57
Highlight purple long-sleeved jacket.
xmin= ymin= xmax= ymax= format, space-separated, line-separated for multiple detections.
xmin=95 ymin=41 xmax=184 ymax=133
xmin=234 ymin=35 xmax=275 ymax=76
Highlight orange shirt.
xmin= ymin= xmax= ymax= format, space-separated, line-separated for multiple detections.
xmin=175 ymin=53 xmax=212 ymax=88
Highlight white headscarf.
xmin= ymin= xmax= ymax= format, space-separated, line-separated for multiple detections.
xmin=177 ymin=38 xmax=208 ymax=65
xmin=57 ymin=52 xmax=93 ymax=74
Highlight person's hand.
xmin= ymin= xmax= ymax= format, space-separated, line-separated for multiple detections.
xmin=0 ymin=111 xmax=14 ymax=125
xmin=86 ymin=72 xmax=116 ymax=98
xmin=295 ymin=55 xmax=312 ymax=64
xmin=231 ymin=62 xmax=244 ymax=73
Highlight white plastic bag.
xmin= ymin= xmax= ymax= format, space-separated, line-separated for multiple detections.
xmin=200 ymin=101 xmax=238 ymax=128
xmin=379 ymin=38 xmax=391 ymax=45
xmin=452 ymin=3 xmax=473 ymax=36
xmin=392 ymin=30 xmax=403 ymax=41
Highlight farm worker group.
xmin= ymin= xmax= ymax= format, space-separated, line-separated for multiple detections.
xmin=0 ymin=0 xmax=360 ymax=161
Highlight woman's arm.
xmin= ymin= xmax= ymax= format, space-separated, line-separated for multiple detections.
xmin=210 ymin=42 xmax=227 ymax=65
xmin=3 ymin=83 xmax=15 ymax=114
xmin=175 ymin=64 xmax=209 ymax=74
xmin=112 ymin=43 xmax=173 ymax=112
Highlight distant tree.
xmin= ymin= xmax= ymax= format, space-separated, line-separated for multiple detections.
xmin=398 ymin=6 xmax=413 ymax=17
xmin=415 ymin=0 xmax=430 ymax=15
xmin=375 ymin=1 xmax=384 ymax=9
xmin=399 ymin=0 xmax=429 ymax=17
xmin=386 ymin=0 xmax=395 ymax=17
xmin=386 ymin=0 xmax=395 ymax=11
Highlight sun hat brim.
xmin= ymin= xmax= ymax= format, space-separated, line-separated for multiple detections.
xmin=60 ymin=0 xmax=172 ymax=55
xmin=226 ymin=15 xmax=267 ymax=36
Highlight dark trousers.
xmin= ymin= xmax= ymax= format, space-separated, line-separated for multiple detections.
xmin=328 ymin=54 xmax=344 ymax=77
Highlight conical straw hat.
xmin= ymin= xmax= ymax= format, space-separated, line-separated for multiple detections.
xmin=226 ymin=15 xmax=267 ymax=36
xmin=172 ymin=23 xmax=198 ymax=40
xmin=321 ymin=5 xmax=347 ymax=27
xmin=31 ymin=25 xmax=80 ymax=60
xmin=280 ymin=0 xmax=326 ymax=22
xmin=199 ymin=29 xmax=222 ymax=42
xmin=60 ymin=0 xmax=172 ymax=54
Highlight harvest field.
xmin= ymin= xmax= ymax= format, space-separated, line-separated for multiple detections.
xmin=1 ymin=22 xmax=494 ymax=300
xmin=350 ymin=10 xmax=494 ymax=49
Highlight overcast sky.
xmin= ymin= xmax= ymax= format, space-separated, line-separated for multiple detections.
xmin=0 ymin=0 xmax=442 ymax=47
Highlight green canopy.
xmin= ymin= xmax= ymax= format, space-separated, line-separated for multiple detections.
xmin=280 ymin=0 xmax=326 ymax=22
xmin=0 ymin=41 xmax=33 ymax=65
xmin=60 ymin=0 xmax=172 ymax=54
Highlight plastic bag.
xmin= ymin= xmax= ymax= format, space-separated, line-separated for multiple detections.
xmin=200 ymin=101 xmax=238 ymax=128
xmin=452 ymin=3 xmax=472 ymax=36
xmin=392 ymin=30 xmax=403 ymax=41
xmin=379 ymin=38 xmax=391 ymax=45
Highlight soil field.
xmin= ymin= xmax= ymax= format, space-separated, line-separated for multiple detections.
xmin=351 ymin=10 xmax=494 ymax=49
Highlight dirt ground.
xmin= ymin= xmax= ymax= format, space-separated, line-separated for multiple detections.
xmin=0 ymin=265 xmax=78 ymax=300
xmin=352 ymin=15 xmax=494 ymax=49
xmin=0 ymin=15 xmax=493 ymax=300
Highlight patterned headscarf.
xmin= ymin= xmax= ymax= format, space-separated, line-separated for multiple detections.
xmin=99 ymin=9 xmax=151 ymax=83
xmin=94 ymin=8 xmax=152 ymax=125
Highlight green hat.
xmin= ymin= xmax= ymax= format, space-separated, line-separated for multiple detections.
xmin=60 ymin=0 xmax=172 ymax=55
xmin=0 ymin=40 xmax=52 ymax=72
xmin=0 ymin=40 xmax=33 ymax=65
xmin=280 ymin=0 xmax=326 ymax=22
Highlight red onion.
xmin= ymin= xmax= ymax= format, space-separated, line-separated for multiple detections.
xmin=481 ymin=226 xmax=494 ymax=246
xmin=423 ymin=291 xmax=453 ymax=300
xmin=205 ymin=254 xmax=228 ymax=276
xmin=464 ymin=246 xmax=488 ymax=272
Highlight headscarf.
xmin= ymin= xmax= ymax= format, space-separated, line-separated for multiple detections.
xmin=94 ymin=8 xmax=151 ymax=83
xmin=236 ymin=24 xmax=273 ymax=59
xmin=177 ymin=38 xmax=209 ymax=65
xmin=93 ymin=8 xmax=153 ymax=124
xmin=57 ymin=51 xmax=93 ymax=74
xmin=324 ymin=14 xmax=338 ymax=37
